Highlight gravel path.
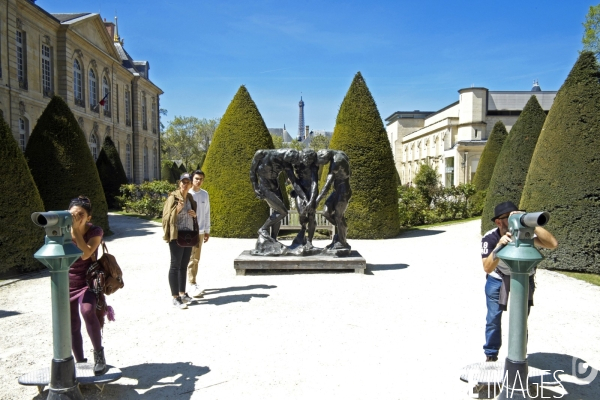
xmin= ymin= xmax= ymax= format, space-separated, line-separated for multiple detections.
xmin=1 ymin=214 xmax=599 ymax=399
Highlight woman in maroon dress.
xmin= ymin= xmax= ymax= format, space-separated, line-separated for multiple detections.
xmin=68 ymin=196 xmax=106 ymax=375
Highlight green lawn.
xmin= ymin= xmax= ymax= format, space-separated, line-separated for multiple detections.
xmin=556 ymin=271 xmax=600 ymax=287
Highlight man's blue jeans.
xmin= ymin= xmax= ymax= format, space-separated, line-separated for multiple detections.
xmin=484 ymin=276 xmax=503 ymax=357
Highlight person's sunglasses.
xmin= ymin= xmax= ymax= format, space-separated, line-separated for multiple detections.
xmin=71 ymin=197 xmax=91 ymax=204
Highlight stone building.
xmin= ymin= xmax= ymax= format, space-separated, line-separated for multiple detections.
xmin=385 ymin=82 xmax=556 ymax=187
xmin=0 ymin=0 xmax=163 ymax=183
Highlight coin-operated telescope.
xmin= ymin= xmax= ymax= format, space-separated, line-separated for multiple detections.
xmin=31 ymin=211 xmax=84 ymax=400
xmin=496 ymin=211 xmax=549 ymax=400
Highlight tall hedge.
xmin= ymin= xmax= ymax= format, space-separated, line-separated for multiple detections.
xmin=520 ymin=51 xmax=600 ymax=273
xmin=0 ymin=114 xmax=45 ymax=273
xmin=25 ymin=96 xmax=109 ymax=232
xmin=96 ymin=136 xmax=128 ymax=209
xmin=472 ymin=120 xmax=508 ymax=192
xmin=328 ymin=72 xmax=399 ymax=238
xmin=481 ymin=96 xmax=546 ymax=234
xmin=202 ymin=86 xmax=273 ymax=237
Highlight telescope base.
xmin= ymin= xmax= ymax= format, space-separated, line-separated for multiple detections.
xmin=18 ymin=361 xmax=122 ymax=396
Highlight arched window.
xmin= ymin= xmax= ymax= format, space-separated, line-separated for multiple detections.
xmin=19 ymin=117 xmax=29 ymax=151
xmin=90 ymin=133 xmax=98 ymax=160
xmin=89 ymin=69 xmax=97 ymax=110
xmin=73 ymin=60 xmax=83 ymax=106
xmin=102 ymin=76 xmax=110 ymax=114
xmin=143 ymin=147 xmax=149 ymax=181
xmin=126 ymin=143 xmax=131 ymax=181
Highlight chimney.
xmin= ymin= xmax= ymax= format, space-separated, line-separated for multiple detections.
xmin=104 ymin=21 xmax=115 ymax=39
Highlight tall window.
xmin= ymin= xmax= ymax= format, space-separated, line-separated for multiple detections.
xmin=16 ymin=30 xmax=27 ymax=89
xmin=153 ymin=148 xmax=158 ymax=179
xmin=151 ymin=99 xmax=157 ymax=134
xmin=90 ymin=133 xmax=98 ymax=160
xmin=19 ymin=117 xmax=28 ymax=151
xmin=116 ymin=85 xmax=120 ymax=123
xmin=73 ymin=60 xmax=83 ymax=106
xmin=41 ymin=45 xmax=52 ymax=96
xmin=102 ymin=76 xmax=110 ymax=115
xmin=126 ymin=143 xmax=132 ymax=180
xmin=89 ymin=69 xmax=97 ymax=111
xmin=143 ymin=147 xmax=149 ymax=180
xmin=125 ymin=89 xmax=131 ymax=126
xmin=142 ymin=95 xmax=147 ymax=130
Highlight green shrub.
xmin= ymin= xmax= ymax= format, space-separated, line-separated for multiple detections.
xmin=96 ymin=136 xmax=128 ymax=209
xmin=520 ymin=51 xmax=600 ymax=273
xmin=117 ymin=180 xmax=176 ymax=218
xmin=202 ymin=86 xmax=273 ymax=237
xmin=328 ymin=72 xmax=400 ymax=238
xmin=481 ymin=95 xmax=546 ymax=234
xmin=179 ymin=163 xmax=187 ymax=173
xmin=414 ymin=164 xmax=439 ymax=205
xmin=25 ymin=96 xmax=109 ymax=232
xmin=0 ymin=114 xmax=45 ymax=273
xmin=470 ymin=189 xmax=487 ymax=218
xmin=472 ymin=121 xmax=508 ymax=192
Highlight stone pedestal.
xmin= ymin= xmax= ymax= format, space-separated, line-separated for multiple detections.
xmin=234 ymin=250 xmax=366 ymax=275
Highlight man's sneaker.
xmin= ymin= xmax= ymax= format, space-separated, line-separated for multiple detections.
xmin=486 ymin=355 xmax=498 ymax=362
xmin=172 ymin=296 xmax=187 ymax=309
xmin=180 ymin=293 xmax=194 ymax=304
xmin=192 ymin=285 xmax=204 ymax=298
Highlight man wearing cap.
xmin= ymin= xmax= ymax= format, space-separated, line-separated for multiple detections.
xmin=481 ymin=201 xmax=558 ymax=362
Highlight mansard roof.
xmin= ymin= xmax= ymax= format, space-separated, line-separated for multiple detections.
xmin=52 ymin=13 xmax=91 ymax=22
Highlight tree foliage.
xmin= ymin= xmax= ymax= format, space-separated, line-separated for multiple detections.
xmin=582 ymin=4 xmax=600 ymax=57
xmin=481 ymin=95 xmax=546 ymax=234
xmin=96 ymin=136 xmax=128 ymax=209
xmin=520 ymin=51 xmax=600 ymax=273
xmin=25 ymin=96 xmax=109 ymax=232
xmin=160 ymin=116 xmax=220 ymax=169
xmin=414 ymin=163 xmax=439 ymax=206
xmin=328 ymin=72 xmax=399 ymax=238
xmin=0 ymin=114 xmax=45 ymax=273
xmin=202 ymin=86 xmax=274 ymax=237
xmin=271 ymin=134 xmax=284 ymax=149
xmin=472 ymin=121 xmax=508 ymax=192
xmin=309 ymin=134 xmax=330 ymax=151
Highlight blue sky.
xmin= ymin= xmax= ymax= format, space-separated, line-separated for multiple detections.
xmin=41 ymin=0 xmax=593 ymax=133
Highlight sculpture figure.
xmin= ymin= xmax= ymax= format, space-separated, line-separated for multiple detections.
xmin=290 ymin=149 xmax=319 ymax=249
xmin=249 ymin=149 xmax=302 ymax=254
xmin=316 ymin=150 xmax=352 ymax=253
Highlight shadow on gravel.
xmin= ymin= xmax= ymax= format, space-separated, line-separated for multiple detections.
xmin=528 ymin=352 xmax=600 ymax=399
xmin=105 ymin=220 xmax=159 ymax=240
xmin=397 ymin=229 xmax=445 ymax=238
xmin=203 ymin=284 xmax=277 ymax=295
xmin=366 ymin=263 xmax=409 ymax=275
xmin=33 ymin=362 xmax=211 ymax=399
xmin=196 ymin=293 xmax=270 ymax=306
xmin=0 ymin=310 xmax=21 ymax=318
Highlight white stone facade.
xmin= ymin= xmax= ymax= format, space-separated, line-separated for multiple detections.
xmin=0 ymin=0 xmax=163 ymax=183
xmin=385 ymin=86 xmax=556 ymax=187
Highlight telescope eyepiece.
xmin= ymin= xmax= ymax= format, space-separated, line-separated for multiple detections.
xmin=520 ymin=211 xmax=550 ymax=228
xmin=31 ymin=212 xmax=60 ymax=227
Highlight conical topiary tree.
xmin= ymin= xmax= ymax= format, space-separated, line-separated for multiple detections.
xmin=170 ymin=162 xmax=181 ymax=181
xmin=96 ymin=136 xmax=128 ymax=209
xmin=327 ymin=72 xmax=399 ymax=238
xmin=25 ymin=96 xmax=109 ymax=232
xmin=179 ymin=163 xmax=187 ymax=173
xmin=161 ymin=161 xmax=175 ymax=183
xmin=0 ymin=114 xmax=45 ymax=273
xmin=202 ymin=86 xmax=273 ymax=237
xmin=472 ymin=121 xmax=508 ymax=192
xmin=520 ymin=51 xmax=600 ymax=273
xmin=481 ymin=96 xmax=546 ymax=234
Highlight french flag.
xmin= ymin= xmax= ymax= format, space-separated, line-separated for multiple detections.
xmin=99 ymin=92 xmax=109 ymax=106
